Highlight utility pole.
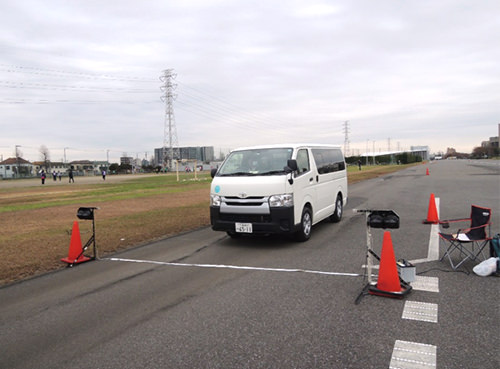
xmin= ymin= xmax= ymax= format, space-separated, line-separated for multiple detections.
xmin=365 ymin=139 xmax=369 ymax=165
xmin=15 ymin=145 xmax=21 ymax=178
xmin=372 ymin=140 xmax=376 ymax=165
xmin=160 ymin=69 xmax=179 ymax=170
xmin=342 ymin=120 xmax=350 ymax=158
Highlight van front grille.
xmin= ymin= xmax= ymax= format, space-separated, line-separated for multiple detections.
xmin=219 ymin=213 xmax=272 ymax=223
xmin=223 ymin=196 xmax=267 ymax=207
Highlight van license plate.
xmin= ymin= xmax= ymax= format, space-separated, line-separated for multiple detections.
xmin=235 ymin=223 xmax=252 ymax=233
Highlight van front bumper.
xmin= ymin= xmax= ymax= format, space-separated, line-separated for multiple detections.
xmin=210 ymin=206 xmax=296 ymax=234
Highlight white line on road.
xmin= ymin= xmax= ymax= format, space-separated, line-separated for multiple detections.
xmin=390 ymin=340 xmax=437 ymax=369
xmin=106 ymin=257 xmax=364 ymax=278
xmin=402 ymin=301 xmax=438 ymax=323
xmin=410 ymin=197 xmax=441 ymax=265
xmin=411 ymin=276 xmax=439 ymax=293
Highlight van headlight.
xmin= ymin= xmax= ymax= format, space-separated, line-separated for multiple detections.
xmin=269 ymin=194 xmax=293 ymax=207
xmin=211 ymin=195 xmax=221 ymax=207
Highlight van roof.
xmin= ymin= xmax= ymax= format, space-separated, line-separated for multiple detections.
xmin=231 ymin=143 xmax=343 ymax=151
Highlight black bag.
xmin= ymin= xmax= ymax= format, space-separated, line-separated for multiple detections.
xmin=367 ymin=210 xmax=400 ymax=229
xmin=77 ymin=207 xmax=94 ymax=220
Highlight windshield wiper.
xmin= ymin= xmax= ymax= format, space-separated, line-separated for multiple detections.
xmin=219 ymin=172 xmax=257 ymax=176
xmin=259 ymin=170 xmax=286 ymax=175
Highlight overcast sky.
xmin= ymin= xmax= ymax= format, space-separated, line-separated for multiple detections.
xmin=1 ymin=0 xmax=499 ymax=163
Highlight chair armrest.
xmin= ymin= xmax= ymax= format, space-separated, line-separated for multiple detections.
xmin=439 ymin=218 xmax=470 ymax=229
xmin=461 ymin=222 xmax=491 ymax=234
xmin=440 ymin=217 xmax=471 ymax=224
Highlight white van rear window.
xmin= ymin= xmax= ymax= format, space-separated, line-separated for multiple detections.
xmin=311 ymin=148 xmax=345 ymax=174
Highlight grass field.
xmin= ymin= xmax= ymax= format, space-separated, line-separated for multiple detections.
xmin=0 ymin=163 xmax=422 ymax=286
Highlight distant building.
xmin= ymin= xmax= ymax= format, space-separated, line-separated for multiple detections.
xmin=446 ymin=147 xmax=457 ymax=156
xmin=32 ymin=161 xmax=66 ymax=174
xmin=360 ymin=146 xmax=429 ymax=162
xmin=120 ymin=157 xmax=133 ymax=166
xmin=94 ymin=161 xmax=110 ymax=172
xmin=70 ymin=160 xmax=98 ymax=175
xmin=478 ymin=124 xmax=499 ymax=157
xmin=444 ymin=147 xmax=469 ymax=159
xmin=481 ymin=136 xmax=499 ymax=149
xmin=0 ymin=157 xmax=34 ymax=179
xmin=154 ymin=146 xmax=215 ymax=167
xmin=410 ymin=146 xmax=430 ymax=161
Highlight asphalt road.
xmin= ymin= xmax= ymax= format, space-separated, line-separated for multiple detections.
xmin=1 ymin=160 xmax=499 ymax=369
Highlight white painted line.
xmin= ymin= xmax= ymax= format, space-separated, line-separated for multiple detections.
xmin=402 ymin=301 xmax=438 ymax=323
xmin=407 ymin=258 xmax=428 ymax=265
xmin=411 ymin=276 xmax=439 ymax=293
xmin=409 ymin=197 xmax=440 ymax=265
xmin=390 ymin=340 xmax=437 ymax=369
xmin=106 ymin=257 xmax=363 ymax=278
xmin=427 ymin=224 xmax=440 ymax=261
xmin=427 ymin=197 xmax=440 ymax=261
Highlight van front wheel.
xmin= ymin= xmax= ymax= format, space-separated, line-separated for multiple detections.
xmin=295 ymin=207 xmax=312 ymax=242
xmin=330 ymin=195 xmax=343 ymax=223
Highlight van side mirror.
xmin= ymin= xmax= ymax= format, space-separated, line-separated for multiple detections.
xmin=284 ymin=159 xmax=298 ymax=173
xmin=210 ymin=168 xmax=217 ymax=178
xmin=284 ymin=159 xmax=297 ymax=185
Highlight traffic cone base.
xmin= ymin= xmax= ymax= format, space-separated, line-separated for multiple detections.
xmin=368 ymin=284 xmax=411 ymax=299
xmin=61 ymin=221 xmax=92 ymax=265
xmin=423 ymin=193 xmax=439 ymax=224
xmin=61 ymin=255 xmax=92 ymax=265
xmin=369 ymin=231 xmax=412 ymax=299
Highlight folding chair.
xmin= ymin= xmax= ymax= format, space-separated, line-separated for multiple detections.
xmin=439 ymin=205 xmax=492 ymax=270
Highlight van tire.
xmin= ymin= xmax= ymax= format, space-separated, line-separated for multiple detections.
xmin=330 ymin=194 xmax=343 ymax=223
xmin=295 ymin=206 xmax=312 ymax=242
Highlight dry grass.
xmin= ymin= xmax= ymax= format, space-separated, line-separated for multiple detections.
xmin=0 ymin=174 xmax=211 ymax=285
xmin=0 ymin=164 xmax=421 ymax=286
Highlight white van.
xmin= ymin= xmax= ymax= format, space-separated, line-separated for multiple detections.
xmin=210 ymin=144 xmax=348 ymax=241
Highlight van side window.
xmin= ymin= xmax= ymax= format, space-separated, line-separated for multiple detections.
xmin=311 ymin=149 xmax=345 ymax=174
xmin=296 ymin=149 xmax=310 ymax=175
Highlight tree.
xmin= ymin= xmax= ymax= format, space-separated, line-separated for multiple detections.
xmin=471 ymin=146 xmax=488 ymax=159
xmin=119 ymin=163 xmax=132 ymax=173
xmin=109 ymin=163 xmax=119 ymax=173
xmin=474 ymin=145 xmax=500 ymax=158
xmin=39 ymin=145 xmax=50 ymax=169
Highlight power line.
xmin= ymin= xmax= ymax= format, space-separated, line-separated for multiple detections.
xmin=176 ymin=81 xmax=294 ymax=128
xmin=0 ymin=64 xmax=157 ymax=82
xmin=0 ymin=98 xmax=159 ymax=104
xmin=1 ymin=64 xmax=314 ymax=131
xmin=0 ymin=80 xmax=155 ymax=93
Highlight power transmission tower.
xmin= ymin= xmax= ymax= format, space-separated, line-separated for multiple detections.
xmin=342 ymin=120 xmax=350 ymax=157
xmin=160 ymin=69 xmax=178 ymax=169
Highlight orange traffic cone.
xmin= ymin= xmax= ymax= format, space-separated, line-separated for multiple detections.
xmin=61 ymin=221 xmax=91 ymax=265
xmin=369 ymin=231 xmax=412 ymax=298
xmin=426 ymin=168 xmax=429 ymax=176
xmin=375 ymin=232 xmax=401 ymax=292
xmin=423 ymin=193 xmax=439 ymax=224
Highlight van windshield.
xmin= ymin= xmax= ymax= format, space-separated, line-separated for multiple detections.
xmin=218 ymin=148 xmax=293 ymax=176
